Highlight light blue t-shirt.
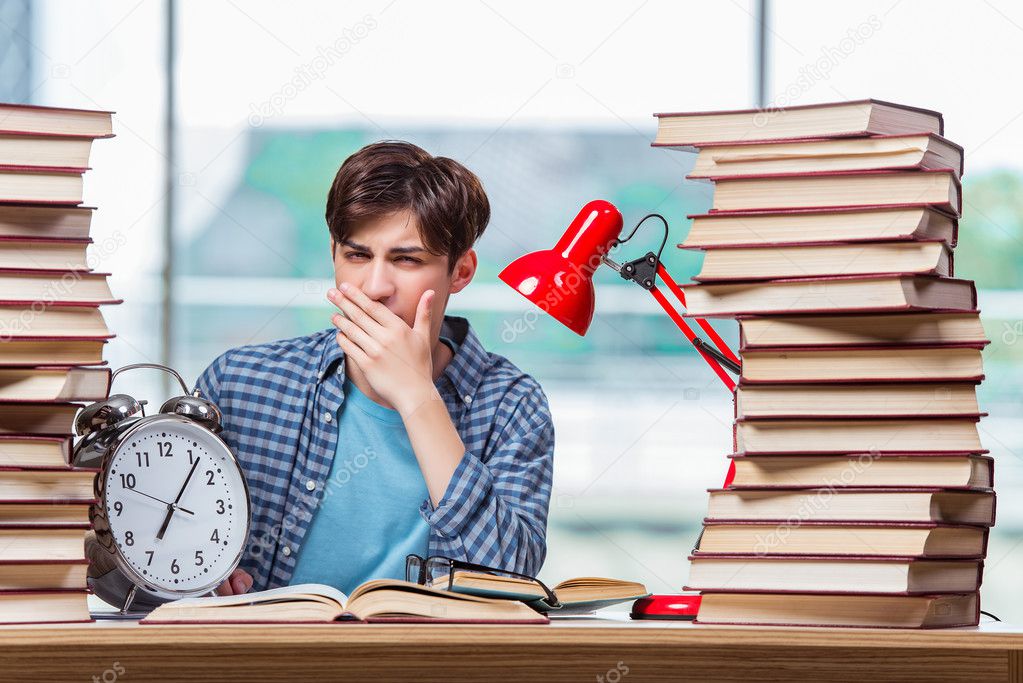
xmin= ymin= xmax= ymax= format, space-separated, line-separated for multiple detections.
xmin=289 ymin=376 xmax=431 ymax=593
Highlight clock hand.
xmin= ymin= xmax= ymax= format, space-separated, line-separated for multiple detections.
xmin=156 ymin=457 xmax=201 ymax=541
xmin=126 ymin=487 xmax=195 ymax=515
xmin=155 ymin=504 xmax=174 ymax=541
xmin=173 ymin=456 xmax=201 ymax=506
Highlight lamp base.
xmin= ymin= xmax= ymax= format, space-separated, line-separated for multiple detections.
xmin=630 ymin=593 xmax=701 ymax=620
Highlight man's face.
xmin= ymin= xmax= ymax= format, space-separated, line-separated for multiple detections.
xmin=330 ymin=209 xmax=475 ymax=340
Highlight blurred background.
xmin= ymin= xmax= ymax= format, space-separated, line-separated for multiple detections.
xmin=5 ymin=0 xmax=1023 ymax=618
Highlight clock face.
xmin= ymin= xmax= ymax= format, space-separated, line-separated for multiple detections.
xmin=102 ymin=416 xmax=249 ymax=596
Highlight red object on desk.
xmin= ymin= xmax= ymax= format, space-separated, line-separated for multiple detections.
xmin=631 ymin=594 xmax=701 ymax=620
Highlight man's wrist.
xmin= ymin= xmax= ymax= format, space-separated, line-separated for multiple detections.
xmin=396 ymin=380 xmax=443 ymax=419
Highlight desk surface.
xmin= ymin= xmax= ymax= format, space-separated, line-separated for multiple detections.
xmin=1 ymin=616 xmax=1022 ymax=682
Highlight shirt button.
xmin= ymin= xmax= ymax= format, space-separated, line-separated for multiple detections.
xmin=463 ymin=395 xmax=472 ymax=405
xmin=323 ymin=411 xmax=332 ymax=423
xmin=305 ymin=480 xmax=316 ymax=491
xmin=282 ymin=546 xmax=292 ymax=557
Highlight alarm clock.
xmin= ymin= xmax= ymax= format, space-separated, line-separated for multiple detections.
xmin=72 ymin=362 xmax=251 ymax=614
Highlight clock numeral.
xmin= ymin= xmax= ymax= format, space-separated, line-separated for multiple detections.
xmin=124 ymin=530 xmax=134 ymax=546
xmin=145 ymin=550 xmax=154 ymax=567
xmin=112 ymin=501 xmax=123 ymax=517
xmin=215 ymin=499 xmax=225 ymax=515
xmin=187 ymin=449 xmax=195 ymax=465
xmin=205 ymin=470 xmax=215 ymax=486
xmin=119 ymin=473 xmax=136 ymax=489
xmin=194 ymin=550 xmax=204 ymax=566
xmin=170 ymin=559 xmax=180 ymax=575
xmin=210 ymin=528 xmax=220 ymax=543
xmin=158 ymin=441 xmax=173 ymax=458
xmin=136 ymin=451 xmax=150 ymax=468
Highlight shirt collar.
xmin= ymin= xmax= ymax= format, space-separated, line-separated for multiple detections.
xmin=316 ymin=315 xmax=490 ymax=400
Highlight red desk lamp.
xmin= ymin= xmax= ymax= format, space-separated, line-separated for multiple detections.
xmin=498 ymin=200 xmax=742 ymax=619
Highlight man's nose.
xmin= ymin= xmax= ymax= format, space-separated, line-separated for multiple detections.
xmin=361 ymin=258 xmax=396 ymax=302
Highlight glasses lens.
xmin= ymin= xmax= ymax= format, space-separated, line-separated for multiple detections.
xmin=405 ymin=555 xmax=423 ymax=583
xmin=423 ymin=557 xmax=451 ymax=587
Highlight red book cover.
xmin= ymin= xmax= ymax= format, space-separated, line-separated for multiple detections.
xmin=0 ymin=466 xmax=100 ymax=473
xmin=0 ymin=498 xmax=98 ymax=506
xmin=0 ymin=164 xmax=88 ymax=175
xmin=738 ymin=337 xmax=989 ymax=352
xmin=0 ymin=521 xmax=92 ymax=530
xmin=0 ymin=558 xmax=90 ymax=565
xmin=0 ymin=235 xmax=92 ymax=244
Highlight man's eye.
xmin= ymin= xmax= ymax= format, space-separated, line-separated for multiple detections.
xmin=396 ymin=256 xmax=421 ymax=264
xmin=346 ymin=252 xmax=370 ymax=260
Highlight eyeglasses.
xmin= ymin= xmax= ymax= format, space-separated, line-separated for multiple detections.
xmin=405 ymin=554 xmax=560 ymax=608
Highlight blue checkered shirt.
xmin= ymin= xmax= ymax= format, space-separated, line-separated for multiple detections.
xmin=193 ymin=315 xmax=555 ymax=591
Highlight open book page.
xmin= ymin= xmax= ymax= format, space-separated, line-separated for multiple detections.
xmin=168 ymin=583 xmax=349 ymax=609
xmin=345 ymin=579 xmax=547 ymax=621
xmin=141 ymin=583 xmax=351 ymax=623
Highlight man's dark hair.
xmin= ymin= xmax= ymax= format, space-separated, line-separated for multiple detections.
xmin=325 ymin=140 xmax=490 ymax=273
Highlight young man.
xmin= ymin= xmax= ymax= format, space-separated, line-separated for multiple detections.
xmin=195 ymin=141 xmax=555 ymax=595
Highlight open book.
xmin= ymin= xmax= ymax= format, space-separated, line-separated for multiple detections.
xmin=437 ymin=572 xmax=650 ymax=615
xmin=140 ymin=579 xmax=549 ymax=624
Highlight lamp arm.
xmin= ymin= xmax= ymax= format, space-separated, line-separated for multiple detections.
xmin=603 ymin=250 xmax=740 ymax=392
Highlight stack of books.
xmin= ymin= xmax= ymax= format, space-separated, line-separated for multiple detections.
xmin=654 ymin=100 xmax=993 ymax=628
xmin=0 ymin=103 xmax=117 ymax=623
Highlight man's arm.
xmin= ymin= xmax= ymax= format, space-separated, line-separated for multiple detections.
xmin=415 ymin=382 xmax=554 ymax=577
xmin=399 ymin=386 xmax=471 ymax=506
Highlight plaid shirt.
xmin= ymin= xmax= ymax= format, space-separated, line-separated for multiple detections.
xmin=193 ymin=315 xmax=555 ymax=591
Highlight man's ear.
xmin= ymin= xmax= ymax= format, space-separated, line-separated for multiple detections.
xmin=448 ymin=249 xmax=477 ymax=294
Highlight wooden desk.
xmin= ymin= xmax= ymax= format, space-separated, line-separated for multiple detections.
xmin=1 ymin=616 xmax=1022 ymax=682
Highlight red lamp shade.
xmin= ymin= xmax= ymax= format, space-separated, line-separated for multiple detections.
xmin=498 ymin=200 xmax=623 ymax=336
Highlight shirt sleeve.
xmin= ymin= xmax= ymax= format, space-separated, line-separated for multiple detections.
xmin=193 ymin=350 xmax=230 ymax=405
xmin=419 ymin=377 xmax=555 ymax=578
